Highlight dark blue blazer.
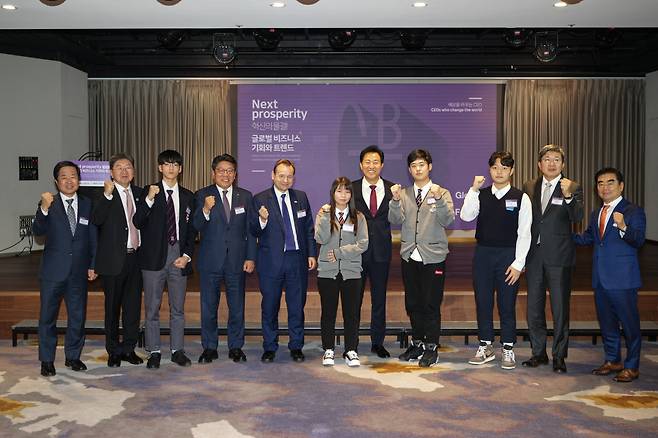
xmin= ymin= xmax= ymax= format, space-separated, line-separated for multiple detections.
xmin=133 ymin=182 xmax=196 ymax=276
xmin=249 ymin=187 xmax=317 ymax=276
xmin=573 ymin=197 xmax=645 ymax=290
xmin=32 ymin=193 xmax=97 ymax=282
xmin=193 ymin=184 xmax=257 ymax=274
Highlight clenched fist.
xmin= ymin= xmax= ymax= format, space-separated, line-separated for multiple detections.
xmin=147 ymin=185 xmax=160 ymax=201
xmin=429 ymin=184 xmax=443 ymax=198
xmin=320 ymin=204 xmax=331 ymax=214
xmin=390 ymin=184 xmax=401 ymax=201
xmin=103 ymin=179 xmax=115 ymax=197
xmin=259 ymin=205 xmax=269 ymax=221
xmin=560 ymin=178 xmax=576 ymax=198
xmin=612 ymin=211 xmax=626 ymax=230
xmin=40 ymin=192 xmax=54 ymax=211
xmin=203 ymin=195 xmax=216 ymax=214
xmin=472 ymin=176 xmax=485 ymax=191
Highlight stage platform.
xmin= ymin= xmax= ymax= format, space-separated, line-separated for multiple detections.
xmin=1 ymin=242 xmax=656 ymax=339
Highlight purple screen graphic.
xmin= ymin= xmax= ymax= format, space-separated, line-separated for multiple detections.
xmin=236 ymin=83 xmax=499 ymax=229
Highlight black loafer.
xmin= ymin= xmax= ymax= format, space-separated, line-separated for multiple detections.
xmin=228 ymin=348 xmax=247 ymax=363
xmin=171 ymin=350 xmax=192 ymax=367
xmin=198 ymin=349 xmax=219 ymax=364
xmin=121 ymin=351 xmax=144 ymax=365
xmin=40 ymin=361 xmax=56 ymax=377
xmin=371 ymin=344 xmax=391 ymax=358
xmin=146 ymin=352 xmax=161 ymax=369
xmin=290 ymin=349 xmax=305 ymax=362
xmin=64 ymin=359 xmax=87 ymax=371
xmin=521 ymin=354 xmax=549 ymax=368
xmin=261 ymin=351 xmax=275 ymax=363
xmin=107 ymin=354 xmax=122 ymax=367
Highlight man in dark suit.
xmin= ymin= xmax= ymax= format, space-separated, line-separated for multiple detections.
xmin=352 ymin=145 xmax=394 ymax=358
xmin=574 ymin=167 xmax=646 ymax=382
xmin=133 ymin=149 xmax=196 ymax=369
xmin=92 ymin=153 xmax=144 ymax=367
xmin=33 ymin=161 xmax=98 ymax=377
xmin=522 ymin=144 xmax=584 ymax=373
xmin=250 ymin=159 xmax=317 ymax=363
xmin=194 ymin=154 xmax=256 ymax=364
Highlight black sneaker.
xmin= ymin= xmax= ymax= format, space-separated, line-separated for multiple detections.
xmin=146 ymin=352 xmax=161 ymax=369
xmin=398 ymin=342 xmax=424 ymax=361
xmin=419 ymin=345 xmax=439 ymax=368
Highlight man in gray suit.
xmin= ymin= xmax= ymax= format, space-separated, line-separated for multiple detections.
xmin=521 ymin=144 xmax=584 ymax=373
xmin=389 ymin=149 xmax=455 ymax=367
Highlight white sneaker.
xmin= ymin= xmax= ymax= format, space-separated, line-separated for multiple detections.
xmin=468 ymin=342 xmax=496 ymax=365
xmin=322 ymin=349 xmax=335 ymax=366
xmin=501 ymin=346 xmax=516 ymax=370
xmin=343 ymin=350 xmax=360 ymax=367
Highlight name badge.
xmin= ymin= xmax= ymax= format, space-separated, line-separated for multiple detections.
xmin=551 ymin=197 xmax=564 ymax=206
xmin=297 ymin=209 xmax=307 ymax=218
xmin=342 ymin=223 xmax=354 ymax=232
xmin=505 ymin=199 xmax=518 ymax=210
xmin=234 ymin=206 xmax=245 ymax=215
xmin=79 ymin=217 xmax=89 ymax=225
xmin=426 ymin=197 xmax=436 ymax=205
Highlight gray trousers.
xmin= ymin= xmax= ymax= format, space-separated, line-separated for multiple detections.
xmin=142 ymin=243 xmax=187 ymax=352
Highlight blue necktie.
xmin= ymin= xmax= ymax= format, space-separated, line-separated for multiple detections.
xmin=281 ymin=193 xmax=296 ymax=251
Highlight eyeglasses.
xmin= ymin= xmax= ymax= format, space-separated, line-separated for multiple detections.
xmin=215 ymin=168 xmax=235 ymax=175
xmin=162 ymin=162 xmax=181 ymax=168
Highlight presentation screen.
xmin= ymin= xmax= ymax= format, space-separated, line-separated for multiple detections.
xmin=236 ymin=83 xmax=501 ymax=230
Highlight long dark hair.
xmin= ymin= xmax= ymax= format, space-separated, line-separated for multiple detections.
xmin=329 ymin=176 xmax=358 ymax=234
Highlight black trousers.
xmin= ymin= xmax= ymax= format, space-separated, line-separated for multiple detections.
xmin=401 ymin=258 xmax=445 ymax=345
xmin=102 ymin=252 xmax=142 ymax=355
xmin=318 ymin=274 xmax=361 ymax=352
xmin=359 ymin=258 xmax=390 ymax=346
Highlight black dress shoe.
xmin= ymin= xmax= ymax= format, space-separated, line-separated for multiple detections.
xmin=121 ymin=351 xmax=144 ymax=365
xmin=521 ymin=354 xmax=550 ymax=368
xmin=107 ymin=354 xmax=122 ymax=367
xmin=553 ymin=357 xmax=567 ymax=373
xmin=198 ymin=349 xmax=219 ymax=364
xmin=371 ymin=344 xmax=391 ymax=358
xmin=40 ymin=361 xmax=56 ymax=377
xmin=261 ymin=351 xmax=275 ymax=363
xmin=290 ymin=349 xmax=305 ymax=362
xmin=64 ymin=359 xmax=88 ymax=371
xmin=228 ymin=348 xmax=247 ymax=363
xmin=171 ymin=350 xmax=192 ymax=367
xmin=146 ymin=352 xmax=161 ymax=369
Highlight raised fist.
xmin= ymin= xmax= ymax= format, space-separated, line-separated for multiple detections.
xmin=259 ymin=205 xmax=269 ymax=221
xmin=320 ymin=204 xmax=331 ymax=214
xmin=612 ymin=211 xmax=626 ymax=230
xmin=390 ymin=184 xmax=401 ymax=201
xmin=472 ymin=176 xmax=485 ymax=191
xmin=147 ymin=185 xmax=160 ymax=201
xmin=103 ymin=179 xmax=114 ymax=197
xmin=560 ymin=178 xmax=575 ymax=198
xmin=430 ymin=184 xmax=443 ymax=198
xmin=40 ymin=192 xmax=54 ymax=211
xmin=203 ymin=195 xmax=216 ymax=213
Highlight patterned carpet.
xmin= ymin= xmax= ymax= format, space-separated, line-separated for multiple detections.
xmin=1 ymin=339 xmax=657 ymax=437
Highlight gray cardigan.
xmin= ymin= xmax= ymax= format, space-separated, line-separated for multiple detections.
xmin=388 ymin=184 xmax=455 ymax=264
xmin=314 ymin=210 xmax=369 ymax=280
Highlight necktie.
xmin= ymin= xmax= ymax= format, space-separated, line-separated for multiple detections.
xmin=280 ymin=193 xmax=296 ymax=251
xmin=415 ymin=188 xmax=422 ymax=207
xmin=125 ymin=188 xmax=139 ymax=249
xmin=166 ymin=189 xmax=177 ymax=246
xmin=369 ymin=185 xmax=378 ymax=217
xmin=222 ymin=190 xmax=231 ymax=223
xmin=599 ymin=204 xmax=610 ymax=238
xmin=66 ymin=199 xmax=76 ymax=236
xmin=338 ymin=211 xmax=345 ymax=225
xmin=541 ymin=182 xmax=552 ymax=213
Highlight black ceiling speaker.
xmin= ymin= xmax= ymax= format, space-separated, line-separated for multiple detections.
xmin=254 ymin=29 xmax=283 ymax=51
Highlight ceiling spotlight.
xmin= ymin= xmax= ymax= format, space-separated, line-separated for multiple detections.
xmin=400 ymin=30 xmax=428 ymax=50
xmin=1 ymin=4 xmax=17 ymax=10
xmin=156 ymin=0 xmax=183 ymax=5
xmin=270 ymin=1 xmax=286 ymax=7
xmin=213 ymin=33 xmax=237 ymax=65
xmin=254 ymin=29 xmax=283 ymax=51
xmin=554 ymin=1 xmax=567 ymax=7
xmin=328 ymin=30 xmax=356 ymax=51
xmin=504 ymin=29 xmax=532 ymax=48
xmin=39 ymin=0 xmax=66 ymax=5
xmin=533 ymin=33 xmax=558 ymax=63
xmin=296 ymin=0 xmax=319 ymax=4
xmin=157 ymin=30 xmax=187 ymax=51
xmin=412 ymin=2 xmax=427 ymax=7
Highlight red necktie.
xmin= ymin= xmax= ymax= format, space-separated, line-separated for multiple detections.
xmin=338 ymin=211 xmax=345 ymax=225
xmin=369 ymin=185 xmax=377 ymax=217
xmin=599 ymin=204 xmax=609 ymax=238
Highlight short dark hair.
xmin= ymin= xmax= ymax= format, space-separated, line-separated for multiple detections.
xmin=273 ymin=158 xmax=295 ymax=175
xmin=211 ymin=154 xmax=237 ymax=171
xmin=488 ymin=151 xmax=514 ymax=168
xmin=538 ymin=144 xmax=565 ymax=162
xmin=53 ymin=161 xmax=80 ymax=180
xmin=595 ymin=167 xmax=624 ymax=184
xmin=157 ymin=149 xmax=183 ymax=166
xmin=359 ymin=145 xmax=384 ymax=163
xmin=407 ymin=149 xmax=432 ymax=167
xmin=109 ymin=153 xmax=135 ymax=169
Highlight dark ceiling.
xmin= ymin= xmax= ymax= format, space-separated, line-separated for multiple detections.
xmin=1 ymin=27 xmax=658 ymax=78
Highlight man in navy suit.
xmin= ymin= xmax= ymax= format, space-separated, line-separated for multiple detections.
xmin=574 ymin=167 xmax=646 ymax=382
xmin=133 ymin=150 xmax=196 ymax=369
xmin=352 ymin=145 xmax=394 ymax=358
xmin=33 ymin=161 xmax=98 ymax=377
xmin=194 ymin=154 xmax=256 ymax=364
xmin=250 ymin=159 xmax=317 ymax=363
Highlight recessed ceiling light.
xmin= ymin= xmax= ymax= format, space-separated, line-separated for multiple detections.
xmin=1 ymin=4 xmax=18 ymax=10
xmin=554 ymin=1 xmax=567 ymax=7
xmin=270 ymin=1 xmax=286 ymax=7
xmin=412 ymin=2 xmax=427 ymax=7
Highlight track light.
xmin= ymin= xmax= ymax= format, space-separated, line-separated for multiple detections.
xmin=254 ymin=29 xmax=283 ymax=51
xmin=533 ymin=33 xmax=558 ymax=63
xmin=158 ymin=30 xmax=187 ymax=51
xmin=328 ymin=30 xmax=356 ymax=51
xmin=213 ymin=33 xmax=236 ymax=65
xmin=399 ymin=30 xmax=428 ymax=50
xmin=504 ymin=29 xmax=532 ymax=48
